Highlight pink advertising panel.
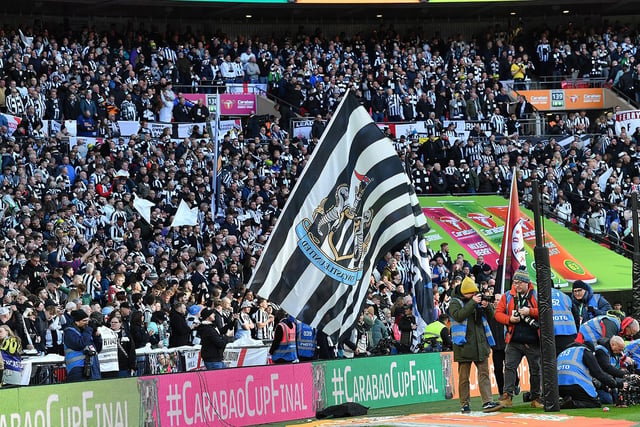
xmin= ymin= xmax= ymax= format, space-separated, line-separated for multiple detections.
xmin=219 ymin=93 xmax=257 ymax=115
xmin=145 ymin=362 xmax=315 ymax=426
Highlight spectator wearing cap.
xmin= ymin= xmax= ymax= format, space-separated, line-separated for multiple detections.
xmin=63 ymin=309 xmax=102 ymax=382
xmin=570 ymin=280 xmax=612 ymax=327
xmin=448 ymin=276 xmax=502 ymax=413
xmin=495 ymin=268 xmax=543 ymax=408
xmin=396 ymin=303 xmax=417 ymax=353
xmin=234 ymin=299 xmax=255 ymax=340
xmin=198 ymin=307 xmax=233 ymax=370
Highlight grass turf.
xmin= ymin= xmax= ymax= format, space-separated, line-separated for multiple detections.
xmin=258 ymin=395 xmax=640 ymax=427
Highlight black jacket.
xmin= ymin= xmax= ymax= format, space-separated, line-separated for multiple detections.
xmin=168 ymin=309 xmax=191 ymax=348
xmin=198 ymin=322 xmax=232 ymax=362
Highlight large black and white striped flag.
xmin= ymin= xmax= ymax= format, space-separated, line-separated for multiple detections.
xmin=249 ymin=93 xmax=427 ymax=338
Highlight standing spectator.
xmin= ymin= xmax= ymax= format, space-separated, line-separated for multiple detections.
xmin=448 ymin=277 xmax=502 ymax=413
xmin=0 ymin=325 xmax=22 ymax=385
xmin=107 ymin=315 xmax=136 ymax=377
xmin=63 ymin=309 xmax=102 ymax=382
xmin=168 ymin=302 xmax=191 ymax=348
xmin=198 ymin=308 xmax=233 ymax=370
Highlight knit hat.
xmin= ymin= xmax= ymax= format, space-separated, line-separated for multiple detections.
xmin=512 ymin=268 xmax=530 ymax=283
xmin=70 ymin=309 xmax=89 ymax=322
xmin=0 ymin=306 xmax=11 ymax=316
xmin=365 ymin=306 xmax=375 ymax=317
xmin=200 ymin=308 xmax=215 ymax=320
xmin=572 ymin=280 xmax=587 ymax=291
xmin=460 ymin=277 xmax=479 ymax=294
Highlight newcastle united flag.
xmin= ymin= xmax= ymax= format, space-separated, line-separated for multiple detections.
xmin=249 ymin=93 xmax=427 ymax=338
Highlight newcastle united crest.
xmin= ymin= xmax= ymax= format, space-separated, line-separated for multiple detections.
xmin=295 ymin=171 xmax=374 ymax=285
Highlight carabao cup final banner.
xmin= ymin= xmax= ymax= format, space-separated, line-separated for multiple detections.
xmin=420 ymin=195 xmax=632 ymax=291
xmin=144 ymin=363 xmax=315 ymax=426
xmin=314 ymin=352 xmax=444 ymax=410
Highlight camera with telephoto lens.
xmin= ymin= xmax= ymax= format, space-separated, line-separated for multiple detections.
xmin=478 ymin=293 xmax=495 ymax=304
xmin=83 ymin=345 xmax=97 ymax=378
xmin=512 ymin=310 xmax=539 ymax=328
xmin=619 ymin=374 xmax=640 ymax=406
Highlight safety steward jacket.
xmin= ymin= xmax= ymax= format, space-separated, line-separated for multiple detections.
xmin=557 ymin=346 xmax=597 ymax=398
xmin=551 ymin=288 xmax=577 ymax=336
xmin=272 ymin=321 xmax=297 ymax=362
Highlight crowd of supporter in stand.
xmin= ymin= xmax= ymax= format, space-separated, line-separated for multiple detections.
xmin=0 ymin=18 xmax=640 ymax=381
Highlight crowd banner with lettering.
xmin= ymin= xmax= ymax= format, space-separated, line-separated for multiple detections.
xmin=313 ymin=352 xmax=444 ymax=411
xmin=375 ymin=120 xmax=491 ymax=143
xmin=0 ymin=378 xmax=140 ymax=426
xmin=518 ymin=88 xmax=604 ymax=111
xmin=441 ymin=351 xmax=530 ymax=399
xmin=420 ymin=195 xmax=632 ymax=291
xmin=292 ymin=118 xmax=314 ymax=140
xmin=143 ymin=363 xmax=315 ymax=426
xmin=615 ymin=109 xmax=640 ymax=135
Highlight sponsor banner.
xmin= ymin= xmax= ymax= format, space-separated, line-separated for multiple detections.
xmin=0 ymin=378 xmax=139 ymax=426
xmin=421 ymin=195 xmax=633 ymax=291
xmin=314 ymin=352 xmax=444 ymax=410
xmin=486 ymin=205 xmax=596 ymax=283
xmin=147 ymin=363 xmax=314 ymax=426
xmin=519 ymin=88 xmax=604 ymax=111
xmin=442 ymin=351 xmax=531 ymax=399
xmin=220 ymin=93 xmax=257 ymax=116
xmin=223 ymin=345 xmax=270 ymax=367
xmin=423 ymin=206 xmax=501 ymax=268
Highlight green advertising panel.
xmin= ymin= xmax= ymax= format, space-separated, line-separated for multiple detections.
xmin=0 ymin=378 xmax=140 ymax=426
xmin=420 ymin=195 xmax=632 ymax=292
xmin=313 ymin=352 xmax=444 ymax=409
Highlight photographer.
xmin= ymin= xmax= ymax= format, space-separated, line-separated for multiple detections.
xmin=495 ymin=268 xmax=543 ymax=408
xmin=63 ymin=309 xmax=102 ymax=382
xmin=595 ymin=336 xmax=629 ymax=405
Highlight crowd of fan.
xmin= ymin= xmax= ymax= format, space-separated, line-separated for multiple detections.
xmin=0 ymin=18 xmax=640 ymax=381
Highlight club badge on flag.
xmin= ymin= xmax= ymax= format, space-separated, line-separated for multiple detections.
xmin=249 ymin=93 xmax=427 ymax=339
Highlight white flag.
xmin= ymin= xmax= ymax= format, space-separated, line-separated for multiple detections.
xmin=171 ymin=200 xmax=199 ymax=227
xmin=133 ymin=194 xmax=155 ymax=224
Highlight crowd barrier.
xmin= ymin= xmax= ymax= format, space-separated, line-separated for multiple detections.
xmin=17 ymin=343 xmax=272 ymax=385
xmin=4 ymin=351 xmax=535 ymax=426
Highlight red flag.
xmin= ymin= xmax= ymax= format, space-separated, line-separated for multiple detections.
xmin=498 ymin=170 xmax=526 ymax=289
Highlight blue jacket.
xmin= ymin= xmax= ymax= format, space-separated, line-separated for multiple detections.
xmin=551 ymin=289 xmax=577 ymax=337
xmin=571 ymin=282 xmax=611 ymax=327
xmin=63 ymin=325 xmax=102 ymax=379
xmin=557 ymin=345 xmax=597 ymax=397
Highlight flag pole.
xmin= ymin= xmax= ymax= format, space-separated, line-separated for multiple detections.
xmin=208 ymin=94 xmax=221 ymax=222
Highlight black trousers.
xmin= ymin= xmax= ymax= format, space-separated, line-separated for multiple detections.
xmin=559 ymin=384 xmax=601 ymax=408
